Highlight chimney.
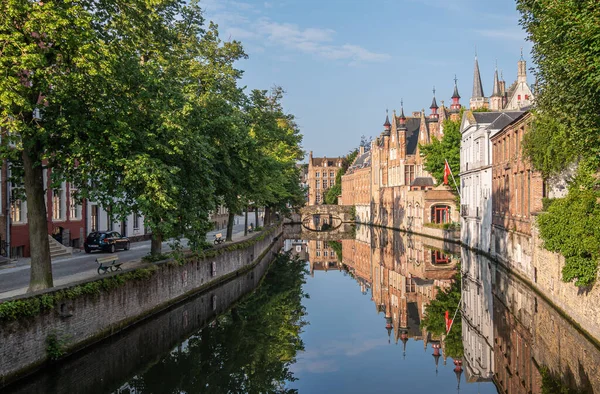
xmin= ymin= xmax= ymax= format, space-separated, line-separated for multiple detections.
xmin=359 ymin=146 xmax=365 ymax=155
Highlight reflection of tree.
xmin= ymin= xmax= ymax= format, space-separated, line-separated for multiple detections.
xmin=420 ymin=271 xmax=463 ymax=358
xmin=329 ymin=240 xmax=342 ymax=261
xmin=126 ymin=252 xmax=308 ymax=393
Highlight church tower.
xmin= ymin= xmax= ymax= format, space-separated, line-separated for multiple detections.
xmin=469 ymin=55 xmax=489 ymax=110
xmin=489 ymin=65 xmax=503 ymax=111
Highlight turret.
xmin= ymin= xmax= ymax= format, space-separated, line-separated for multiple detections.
xmin=429 ymin=86 xmax=439 ymax=120
xmin=450 ymin=75 xmax=461 ymax=111
xmin=383 ymin=109 xmax=391 ymax=135
xmin=398 ymin=100 xmax=407 ymax=130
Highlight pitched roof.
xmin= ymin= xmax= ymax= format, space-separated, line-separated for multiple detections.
xmin=472 ymin=111 xmax=504 ymax=124
xmin=452 ymin=82 xmax=461 ymax=99
xmin=405 ymin=117 xmax=421 ymax=155
xmin=472 ymin=56 xmax=485 ymax=98
xmin=487 ymin=111 xmax=526 ymax=131
xmin=430 ymin=96 xmax=438 ymax=109
xmin=410 ymin=177 xmax=435 ymax=187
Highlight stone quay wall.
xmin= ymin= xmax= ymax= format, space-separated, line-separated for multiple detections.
xmin=491 ymin=218 xmax=600 ymax=346
xmin=4 ymin=242 xmax=279 ymax=394
xmin=0 ymin=224 xmax=283 ymax=388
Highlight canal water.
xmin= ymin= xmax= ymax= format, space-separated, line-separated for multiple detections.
xmin=5 ymin=224 xmax=600 ymax=393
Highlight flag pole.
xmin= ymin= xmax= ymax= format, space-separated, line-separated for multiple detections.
xmin=445 ymin=159 xmax=460 ymax=196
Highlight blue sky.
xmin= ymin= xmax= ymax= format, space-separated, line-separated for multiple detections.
xmin=201 ymin=0 xmax=531 ymax=159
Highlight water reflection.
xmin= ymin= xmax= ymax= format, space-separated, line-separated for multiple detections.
xmin=297 ymin=224 xmax=600 ymax=393
xmin=5 ymin=225 xmax=600 ymax=393
xmin=301 ymin=214 xmax=343 ymax=232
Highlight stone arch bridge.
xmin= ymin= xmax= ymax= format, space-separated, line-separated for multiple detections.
xmin=299 ymin=205 xmax=354 ymax=223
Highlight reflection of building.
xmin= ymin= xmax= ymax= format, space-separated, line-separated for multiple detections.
xmin=284 ymin=238 xmax=308 ymax=260
xmin=461 ymin=248 xmax=494 ymax=383
xmin=493 ymin=264 xmax=600 ymax=393
xmin=306 ymin=152 xmax=343 ymax=206
xmin=307 ymin=240 xmax=341 ymax=276
xmin=337 ymin=227 xmax=458 ymax=364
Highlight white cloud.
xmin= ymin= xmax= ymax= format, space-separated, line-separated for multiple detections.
xmin=201 ymin=0 xmax=389 ymax=65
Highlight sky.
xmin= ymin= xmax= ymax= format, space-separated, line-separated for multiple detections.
xmin=200 ymin=0 xmax=532 ymax=160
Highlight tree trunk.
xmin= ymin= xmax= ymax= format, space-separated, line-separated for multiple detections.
xmin=244 ymin=206 xmax=248 ymax=236
xmin=24 ymin=148 xmax=53 ymax=292
xmin=255 ymin=207 xmax=259 ymax=228
xmin=226 ymin=211 xmax=234 ymax=241
xmin=151 ymin=232 xmax=162 ymax=255
xmin=264 ymin=206 xmax=271 ymax=226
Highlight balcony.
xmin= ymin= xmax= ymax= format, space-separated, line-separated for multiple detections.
xmin=461 ymin=204 xmax=469 ymax=217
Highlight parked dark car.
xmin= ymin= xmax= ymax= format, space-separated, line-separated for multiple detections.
xmin=84 ymin=231 xmax=130 ymax=253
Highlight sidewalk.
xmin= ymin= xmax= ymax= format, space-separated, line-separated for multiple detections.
xmin=0 ymin=222 xmax=262 ymax=300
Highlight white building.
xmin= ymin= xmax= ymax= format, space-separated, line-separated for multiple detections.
xmin=461 ymin=248 xmax=494 ymax=382
xmin=460 ymin=110 xmax=524 ymax=252
xmin=86 ymin=201 xmax=146 ymax=239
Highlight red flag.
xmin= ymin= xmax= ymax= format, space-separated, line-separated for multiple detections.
xmin=445 ymin=310 xmax=452 ymax=332
xmin=443 ymin=160 xmax=451 ymax=185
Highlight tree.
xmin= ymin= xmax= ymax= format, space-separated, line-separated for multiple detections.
xmin=517 ymin=0 xmax=600 ymax=285
xmin=325 ymin=148 xmax=358 ymax=205
xmin=419 ymin=118 xmax=461 ymax=190
xmin=517 ymin=0 xmax=600 ymax=175
xmin=125 ymin=252 xmax=308 ymax=393
xmin=0 ymin=1 xmax=187 ymax=289
xmin=421 ymin=271 xmax=464 ymax=358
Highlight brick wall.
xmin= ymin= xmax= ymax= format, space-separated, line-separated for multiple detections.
xmin=0 ymin=224 xmax=283 ymax=387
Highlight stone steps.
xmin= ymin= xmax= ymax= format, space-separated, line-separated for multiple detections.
xmin=48 ymin=235 xmax=73 ymax=260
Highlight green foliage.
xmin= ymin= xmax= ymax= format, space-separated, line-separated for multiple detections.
xmin=421 ymin=271 xmax=463 ymax=358
xmin=540 ymin=365 xmax=586 ymax=394
xmin=517 ymin=0 xmax=600 ymax=174
xmin=124 ymin=252 xmax=308 ymax=393
xmin=350 ymin=205 xmax=357 ymax=221
xmin=0 ymin=1 xmax=304 ymax=286
xmin=46 ymin=330 xmax=70 ymax=361
xmin=419 ymin=118 xmax=461 ymax=193
xmin=536 ymin=180 xmax=600 ymax=286
xmin=328 ymin=241 xmax=343 ymax=261
xmin=325 ymin=149 xmax=358 ymax=205
xmin=516 ymin=1 xmax=600 ymax=287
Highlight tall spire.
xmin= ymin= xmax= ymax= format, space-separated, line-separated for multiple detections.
xmin=518 ymin=48 xmax=527 ymax=83
xmin=492 ymin=65 xmax=501 ymax=97
xmin=472 ymin=55 xmax=484 ymax=98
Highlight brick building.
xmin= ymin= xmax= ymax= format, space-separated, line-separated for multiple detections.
xmin=490 ymin=111 xmax=544 ymax=275
xmin=306 ymin=152 xmax=343 ymax=206
xmin=2 ymin=163 xmax=147 ymax=259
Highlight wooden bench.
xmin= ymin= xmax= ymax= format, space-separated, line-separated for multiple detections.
xmin=96 ymin=255 xmax=122 ymax=274
xmin=214 ymin=233 xmax=224 ymax=244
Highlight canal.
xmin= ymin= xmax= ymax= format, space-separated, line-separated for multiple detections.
xmin=5 ymin=224 xmax=600 ymax=393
